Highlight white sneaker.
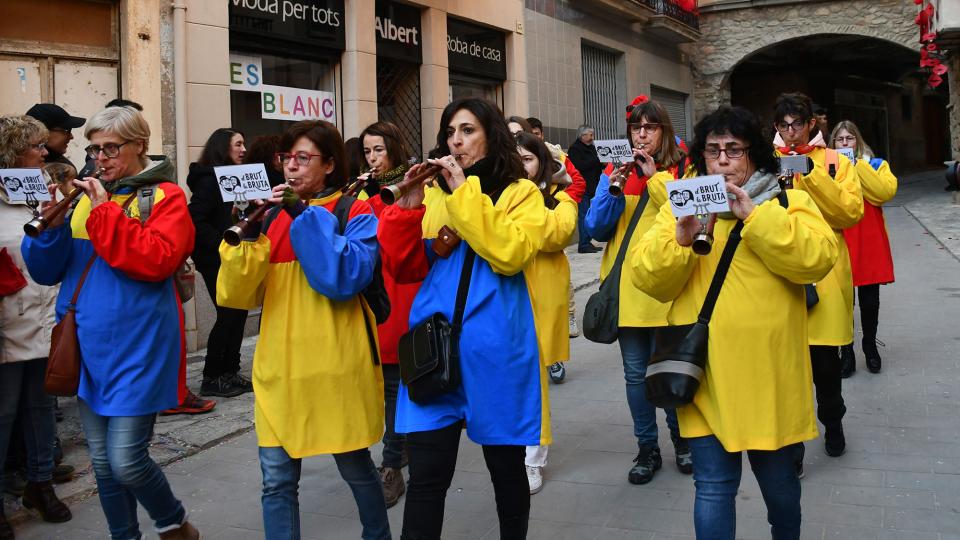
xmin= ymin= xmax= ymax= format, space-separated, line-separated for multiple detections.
xmin=526 ymin=465 xmax=544 ymax=495
xmin=569 ymin=312 xmax=581 ymax=338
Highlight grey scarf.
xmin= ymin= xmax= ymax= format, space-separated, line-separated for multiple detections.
xmin=719 ymin=170 xmax=781 ymax=219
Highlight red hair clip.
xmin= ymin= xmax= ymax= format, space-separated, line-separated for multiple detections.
xmin=625 ymin=95 xmax=649 ymax=120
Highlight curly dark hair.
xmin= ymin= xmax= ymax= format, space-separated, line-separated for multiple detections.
xmin=434 ymin=98 xmax=524 ymax=193
xmin=689 ymin=106 xmax=779 ymax=176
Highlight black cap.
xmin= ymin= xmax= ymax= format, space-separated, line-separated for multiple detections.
xmin=25 ymin=103 xmax=85 ymax=130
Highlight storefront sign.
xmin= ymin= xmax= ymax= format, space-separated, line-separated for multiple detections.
xmin=230 ymin=53 xmax=263 ymax=92
xmin=260 ymin=84 xmax=336 ymax=123
xmin=447 ymin=18 xmax=506 ymax=80
xmin=375 ymin=1 xmax=422 ymax=63
xmin=1 ymin=169 xmax=51 ymax=203
xmin=230 ymin=0 xmax=346 ymax=51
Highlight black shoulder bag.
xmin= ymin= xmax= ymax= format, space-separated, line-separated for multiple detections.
xmin=398 ymin=247 xmax=475 ymax=404
xmin=582 ymin=189 xmax=649 ymax=343
xmin=645 ymin=220 xmax=744 ymax=409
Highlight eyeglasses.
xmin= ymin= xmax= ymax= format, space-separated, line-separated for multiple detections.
xmin=834 ymin=136 xmax=857 ymax=143
xmin=275 ymin=152 xmax=324 ymax=167
xmin=703 ymin=147 xmax=749 ymax=160
xmin=775 ymin=119 xmax=807 ymax=132
xmin=85 ymin=141 xmax=131 ymax=159
xmin=629 ymin=122 xmax=661 ymax=133
xmin=27 ymin=142 xmax=46 ymax=152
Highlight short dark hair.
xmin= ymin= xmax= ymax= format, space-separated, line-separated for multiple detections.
xmin=198 ymin=128 xmax=243 ymax=168
xmin=280 ymin=120 xmax=348 ymax=190
xmin=514 ymin=132 xmax=554 ymax=186
xmin=343 ymin=137 xmax=365 ymax=179
xmin=773 ymin=92 xmax=814 ymax=124
xmin=507 ymin=116 xmax=533 ymax=133
xmin=526 ymin=117 xmax=543 ymax=131
xmin=244 ymin=134 xmax=285 ymax=186
xmin=360 ymin=121 xmax=413 ymax=172
xmin=434 ymin=98 xmax=524 ymax=192
xmin=105 ymin=98 xmax=144 ymax=111
xmin=689 ymin=106 xmax=779 ymax=176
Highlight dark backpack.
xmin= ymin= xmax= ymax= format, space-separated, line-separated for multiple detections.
xmin=262 ymin=196 xmax=391 ymax=325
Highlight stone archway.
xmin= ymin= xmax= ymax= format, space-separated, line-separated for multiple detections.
xmin=692 ymin=0 xmax=922 ymax=120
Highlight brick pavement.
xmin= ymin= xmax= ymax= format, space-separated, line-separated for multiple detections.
xmin=11 ymin=173 xmax=960 ymax=539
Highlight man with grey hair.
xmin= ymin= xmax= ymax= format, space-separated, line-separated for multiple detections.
xmin=567 ymin=125 xmax=603 ymax=252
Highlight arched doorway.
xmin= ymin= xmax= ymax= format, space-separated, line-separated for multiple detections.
xmin=727 ymin=34 xmax=948 ymax=172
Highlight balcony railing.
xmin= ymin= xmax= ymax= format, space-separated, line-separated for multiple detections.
xmin=638 ymin=0 xmax=700 ymax=30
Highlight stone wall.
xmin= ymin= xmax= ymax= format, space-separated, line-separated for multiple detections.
xmin=692 ymin=0 xmax=921 ymax=120
xmin=949 ymin=53 xmax=960 ymax=160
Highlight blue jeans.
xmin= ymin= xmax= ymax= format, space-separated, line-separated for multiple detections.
xmin=0 ymin=359 xmax=55 ymax=485
xmin=688 ymin=435 xmax=802 ymax=540
xmin=577 ymin=196 xmax=594 ymax=250
xmin=78 ymin=400 xmax=186 ymax=540
xmin=618 ymin=327 xmax=680 ymax=447
xmin=381 ymin=364 xmax=406 ymax=469
xmin=260 ymin=446 xmax=391 ymax=540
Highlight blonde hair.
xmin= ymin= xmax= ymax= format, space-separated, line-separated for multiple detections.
xmin=829 ymin=120 xmax=874 ymax=159
xmin=84 ymin=106 xmax=151 ymax=163
xmin=0 ymin=115 xmax=48 ymax=168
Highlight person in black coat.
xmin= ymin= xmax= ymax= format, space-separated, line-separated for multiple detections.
xmin=187 ymin=128 xmax=254 ymax=398
xmin=567 ymin=125 xmax=603 ymax=252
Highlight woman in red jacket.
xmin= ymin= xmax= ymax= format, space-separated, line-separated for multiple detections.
xmin=359 ymin=121 xmax=418 ymax=508
xmin=830 ymin=120 xmax=897 ymax=376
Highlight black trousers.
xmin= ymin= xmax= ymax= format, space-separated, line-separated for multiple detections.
xmin=809 ymin=345 xmax=847 ymax=428
xmin=401 ymin=421 xmax=529 ymax=540
xmin=198 ymin=265 xmax=249 ymax=379
xmin=857 ymin=284 xmax=880 ymax=351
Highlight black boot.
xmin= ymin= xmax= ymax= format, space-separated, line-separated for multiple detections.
xmin=671 ymin=435 xmax=693 ymax=475
xmin=824 ymin=423 xmax=846 ymax=457
xmin=840 ymin=344 xmax=855 ymax=378
xmin=0 ymin=505 xmax=13 ymax=540
xmin=859 ymin=285 xmax=882 ymax=374
xmin=628 ymin=445 xmax=662 ymax=485
xmin=863 ymin=338 xmax=882 ymax=374
xmin=22 ymin=481 xmax=72 ymax=523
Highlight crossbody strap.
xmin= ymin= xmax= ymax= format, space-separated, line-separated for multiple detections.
xmin=606 ymin=187 xmax=649 ymax=286
xmin=696 ymin=220 xmax=744 ymax=324
xmin=452 ymin=247 xmax=476 ymax=333
xmin=69 ymin=194 xmax=137 ymax=308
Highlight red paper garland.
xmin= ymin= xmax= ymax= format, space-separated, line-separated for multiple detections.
xmin=916 ymin=1 xmax=947 ymax=88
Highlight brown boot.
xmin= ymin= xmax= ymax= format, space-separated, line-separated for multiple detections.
xmin=159 ymin=521 xmax=200 ymax=540
xmin=22 ymin=481 xmax=72 ymax=523
xmin=379 ymin=466 xmax=406 ymax=508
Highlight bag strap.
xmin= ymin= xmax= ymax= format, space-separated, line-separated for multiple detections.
xmin=606 ymin=187 xmax=649 ymax=287
xmin=696 ymin=220 xmax=744 ymax=324
xmin=135 ymin=186 xmax=156 ymax=223
xmin=70 ymin=194 xmax=138 ymax=307
xmin=452 ymin=247 xmax=477 ymax=334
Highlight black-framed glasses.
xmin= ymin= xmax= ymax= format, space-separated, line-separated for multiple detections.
xmin=629 ymin=122 xmax=661 ymax=133
xmin=85 ymin=141 xmax=131 ymax=159
xmin=703 ymin=146 xmax=749 ymax=160
xmin=774 ymin=119 xmax=807 ymax=132
xmin=834 ymin=136 xmax=856 ymax=143
xmin=275 ymin=152 xmax=323 ymax=167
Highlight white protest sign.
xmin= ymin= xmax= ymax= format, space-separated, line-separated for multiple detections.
xmin=229 ymin=54 xmax=262 ymax=92
xmin=593 ymin=139 xmax=633 ymax=163
xmin=837 ymin=147 xmax=855 ymax=162
xmin=260 ymin=85 xmax=337 ymax=123
xmin=666 ymin=175 xmax=730 ymax=218
xmin=1 ymin=168 xmax=51 ymax=202
xmin=213 ymin=164 xmax=273 ymax=203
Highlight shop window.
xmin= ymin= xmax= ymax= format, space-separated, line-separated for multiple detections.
xmin=377 ymin=60 xmax=422 ymax=158
xmin=230 ymin=51 xmax=337 ymax=138
xmin=580 ymin=44 xmax=620 ymax=139
xmin=449 ymin=74 xmax=502 ymax=108
xmin=651 ymin=86 xmax=690 ymax=142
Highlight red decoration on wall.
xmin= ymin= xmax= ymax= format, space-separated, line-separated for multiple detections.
xmin=915 ymin=1 xmax=947 ymax=88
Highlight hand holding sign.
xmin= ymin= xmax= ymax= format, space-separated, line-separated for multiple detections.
xmin=1 ymin=169 xmax=52 ymax=204
xmin=214 ymin=164 xmax=273 ymax=205
xmin=666 ymin=175 xmax=730 ymax=218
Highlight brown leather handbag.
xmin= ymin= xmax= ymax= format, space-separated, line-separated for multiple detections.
xmin=44 ymin=253 xmax=96 ymax=397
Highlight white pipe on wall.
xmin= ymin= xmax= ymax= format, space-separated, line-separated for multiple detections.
xmin=172 ymin=1 xmax=188 ymax=185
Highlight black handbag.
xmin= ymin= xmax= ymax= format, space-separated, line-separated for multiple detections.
xmin=398 ymin=247 xmax=476 ymax=404
xmin=582 ymin=188 xmax=649 ymax=344
xmin=646 ymin=220 xmax=744 ymax=408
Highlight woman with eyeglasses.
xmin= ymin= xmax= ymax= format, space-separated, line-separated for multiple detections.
xmin=217 ymin=120 xmax=390 ymax=540
xmin=584 ymin=96 xmax=695 ymax=486
xmin=21 ymin=106 xmax=200 ymax=540
xmin=830 ymin=121 xmax=897 ymax=376
xmin=0 ymin=115 xmax=73 ymax=539
xmin=633 ymin=105 xmax=838 ymax=540
xmin=772 ymin=93 xmax=863 ymax=463
xmin=185 ymin=128 xmax=255 ymax=398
